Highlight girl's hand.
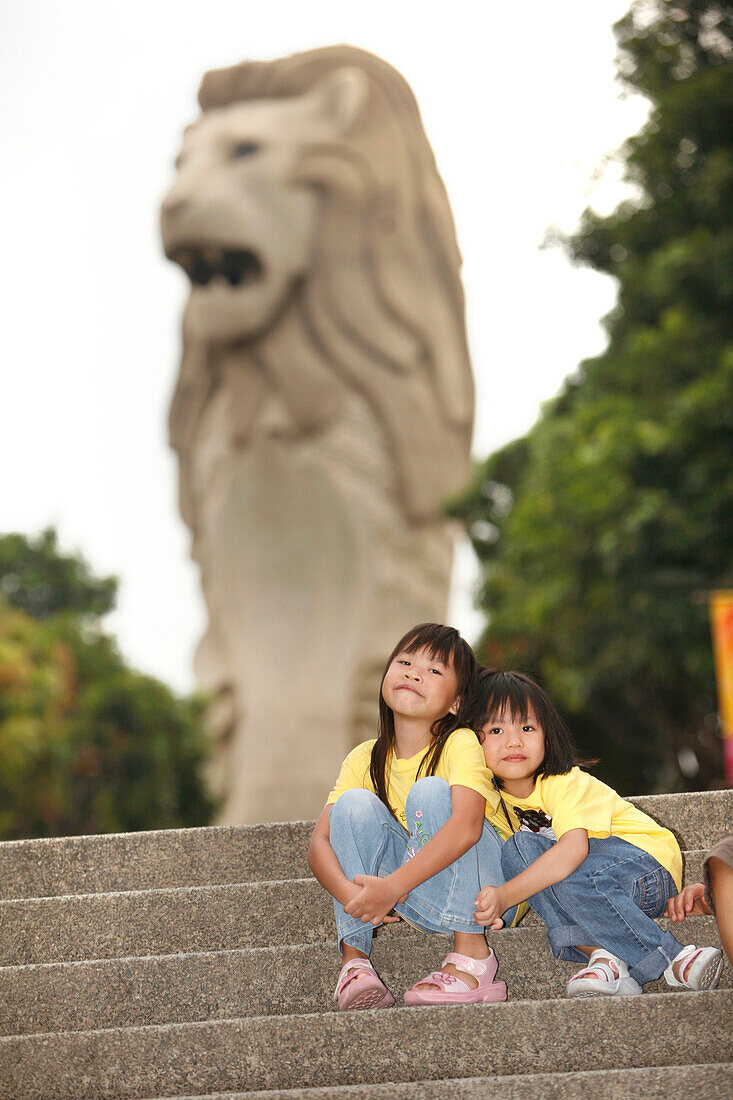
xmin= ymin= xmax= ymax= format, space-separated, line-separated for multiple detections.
xmin=474 ymin=884 xmax=507 ymax=930
xmin=664 ymin=882 xmax=711 ymax=921
xmin=344 ymin=874 xmax=403 ymax=926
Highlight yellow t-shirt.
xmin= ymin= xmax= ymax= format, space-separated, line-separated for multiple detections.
xmin=326 ymin=727 xmax=494 ymax=829
xmin=484 ymin=767 xmax=682 ymax=890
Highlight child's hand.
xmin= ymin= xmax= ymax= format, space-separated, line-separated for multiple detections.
xmin=474 ymin=885 xmax=507 ymax=930
xmin=344 ymin=874 xmax=403 ymax=926
xmin=664 ymin=882 xmax=711 ymax=921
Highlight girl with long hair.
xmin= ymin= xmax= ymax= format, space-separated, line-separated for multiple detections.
xmin=308 ymin=623 xmax=518 ymax=1010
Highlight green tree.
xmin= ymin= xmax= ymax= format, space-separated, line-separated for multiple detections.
xmin=0 ymin=528 xmax=117 ymax=619
xmin=0 ymin=531 xmax=214 ymax=839
xmin=454 ymin=0 xmax=733 ymax=794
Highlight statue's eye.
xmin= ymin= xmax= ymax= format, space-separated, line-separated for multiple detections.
xmin=232 ymin=141 xmax=260 ymax=159
xmin=174 ymin=154 xmax=185 ymax=170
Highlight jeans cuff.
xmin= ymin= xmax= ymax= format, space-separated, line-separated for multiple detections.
xmin=628 ymin=936 xmax=683 ymax=985
xmin=396 ymin=898 xmax=486 ymax=936
xmin=339 ymin=928 xmax=372 ymax=954
xmin=337 ymin=916 xmax=373 ymax=953
xmin=547 ymin=923 xmax=593 ymax=963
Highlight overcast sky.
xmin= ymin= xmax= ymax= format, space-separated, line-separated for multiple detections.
xmin=0 ymin=1 xmax=648 ymax=692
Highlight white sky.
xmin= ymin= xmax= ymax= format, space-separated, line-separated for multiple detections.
xmin=0 ymin=1 xmax=648 ymax=692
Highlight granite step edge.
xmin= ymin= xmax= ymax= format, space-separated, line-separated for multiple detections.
xmin=1 ymin=919 xmax=725 ymax=1036
xmin=0 ymin=789 xmax=730 ymax=900
xmin=2 ymin=992 xmax=731 ymax=1099
xmin=141 ymin=1061 xmax=733 ymax=1100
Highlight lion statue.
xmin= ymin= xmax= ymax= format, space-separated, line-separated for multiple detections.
xmin=161 ymin=45 xmax=474 ymax=823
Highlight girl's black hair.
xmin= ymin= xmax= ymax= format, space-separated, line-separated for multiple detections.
xmin=369 ymin=623 xmax=478 ymax=818
xmin=467 ymin=668 xmax=576 ymax=788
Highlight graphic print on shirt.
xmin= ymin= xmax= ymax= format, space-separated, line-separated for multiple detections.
xmin=515 ymin=807 xmax=557 ymax=840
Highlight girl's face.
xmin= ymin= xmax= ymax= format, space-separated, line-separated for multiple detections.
xmin=381 ymin=646 xmax=459 ymax=725
xmin=481 ymin=709 xmax=545 ymax=797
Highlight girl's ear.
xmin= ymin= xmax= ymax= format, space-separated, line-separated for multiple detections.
xmin=449 ymin=696 xmax=460 ymax=716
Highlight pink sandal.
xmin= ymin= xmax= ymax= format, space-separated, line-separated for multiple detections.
xmin=334 ymin=958 xmax=395 ymax=1011
xmin=403 ymin=950 xmax=507 ymax=1005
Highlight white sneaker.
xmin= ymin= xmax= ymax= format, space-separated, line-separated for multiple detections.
xmin=664 ymin=945 xmax=723 ymax=991
xmin=566 ymin=949 xmax=642 ymax=998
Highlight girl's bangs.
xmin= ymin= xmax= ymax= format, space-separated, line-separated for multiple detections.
xmin=481 ymin=675 xmax=538 ymax=725
xmin=401 ymin=624 xmax=464 ymax=675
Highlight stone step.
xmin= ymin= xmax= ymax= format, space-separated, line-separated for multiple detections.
xmin=0 ymin=821 xmax=312 ymax=901
xmin=143 ymin=1062 xmax=733 ymax=1100
xmin=0 ymin=917 xmax=725 ymax=1036
xmin=0 ymin=854 xmax=709 ymax=967
xmin=2 ymin=990 xmax=730 ymax=1098
xmin=0 ymin=789 xmax=729 ymax=900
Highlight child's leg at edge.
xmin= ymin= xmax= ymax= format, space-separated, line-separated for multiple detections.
xmin=708 ymin=854 xmax=733 ymax=967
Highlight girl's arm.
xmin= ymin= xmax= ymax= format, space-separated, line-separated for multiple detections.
xmin=345 ymin=785 xmax=486 ymax=926
xmin=307 ymin=805 xmax=361 ymax=908
xmin=474 ymin=827 xmax=589 ymax=925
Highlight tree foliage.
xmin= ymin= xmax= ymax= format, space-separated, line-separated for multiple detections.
xmin=454 ymin=0 xmax=733 ymax=793
xmin=0 ymin=528 xmax=117 ymax=620
xmin=0 ymin=531 xmax=214 ymax=839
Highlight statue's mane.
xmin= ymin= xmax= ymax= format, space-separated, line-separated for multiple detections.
xmin=174 ymin=46 xmax=474 ymax=523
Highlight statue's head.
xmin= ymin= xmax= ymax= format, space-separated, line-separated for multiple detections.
xmin=161 ymin=58 xmax=371 ymax=342
xmin=162 ymin=46 xmax=474 ymax=520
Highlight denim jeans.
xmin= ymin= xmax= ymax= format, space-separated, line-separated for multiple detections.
xmin=501 ymin=831 xmax=683 ymax=984
xmin=328 ymin=776 xmax=518 ymax=954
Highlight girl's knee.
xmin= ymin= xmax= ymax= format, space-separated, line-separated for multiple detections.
xmin=501 ymin=830 xmax=548 ymax=875
xmin=405 ymin=776 xmax=451 ymax=816
xmin=329 ymin=788 xmax=382 ymax=827
xmin=500 ymin=835 xmax=523 ymax=876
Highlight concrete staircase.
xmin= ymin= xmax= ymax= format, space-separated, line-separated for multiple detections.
xmin=1 ymin=790 xmax=731 ymax=1099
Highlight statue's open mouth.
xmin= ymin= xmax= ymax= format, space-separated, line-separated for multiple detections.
xmin=170 ymin=246 xmax=264 ymax=288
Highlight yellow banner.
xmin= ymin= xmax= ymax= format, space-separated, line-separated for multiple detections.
xmin=709 ymin=590 xmax=733 ymax=785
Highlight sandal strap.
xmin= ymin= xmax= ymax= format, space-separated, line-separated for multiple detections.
xmin=442 ymin=950 xmax=494 ymax=977
xmin=413 ymin=969 xmax=472 ymax=994
xmin=334 ymin=958 xmax=376 ymax=998
xmin=667 ymin=944 xmax=702 ymax=987
xmin=569 ymin=957 xmax=620 ymax=984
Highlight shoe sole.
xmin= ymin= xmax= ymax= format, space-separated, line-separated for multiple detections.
xmin=567 ymin=978 xmax=642 ymax=998
xmin=668 ymin=947 xmax=725 ymax=991
xmin=403 ymin=980 xmax=507 ymax=1005
xmin=340 ymin=988 xmax=395 ymax=1010
xmin=690 ymin=953 xmax=724 ymax=991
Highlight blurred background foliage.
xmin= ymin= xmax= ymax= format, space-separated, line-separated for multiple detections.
xmin=453 ymin=0 xmax=733 ymax=794
xmin=0 ymin=529 xmax=214 ymax=839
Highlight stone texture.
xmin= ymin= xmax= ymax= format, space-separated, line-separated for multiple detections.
xmin=161 ymin=46 xmax=475 ymax=824
xmin=0 ymin=821 xmax=312 ymax=900
xmin=2 ymin=991 xmax=730 ymax=1098
xmin=2 ymin=916 xmax=725 ymax=1036
xmin=0 ymin=879 xmax=330 ymax=966
xmin=630 ymin=789 xmax=733 ymax=854
xmin=0 ymin=856 xmax=711 ymax=968
xmin=0 ymin=788 xmax=727 ymax=901
xmin=148 ymin=1062 xmax=733 ymax=1100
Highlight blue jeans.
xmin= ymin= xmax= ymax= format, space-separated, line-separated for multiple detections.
xmin=328 ymin=776 xmax=518 ymax=954
xmin=501 ymin=831 xmax=683 ymax=985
